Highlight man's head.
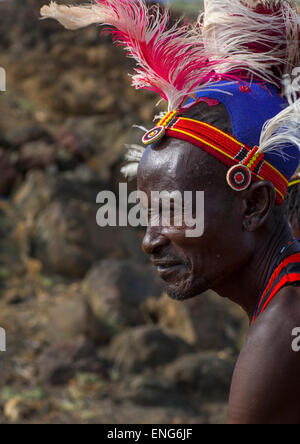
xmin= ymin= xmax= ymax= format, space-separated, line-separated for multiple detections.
xmin=137 ymin=102 xmax=287 ymax=301
xmin=39 ymin=0 xmax=300 ymax=309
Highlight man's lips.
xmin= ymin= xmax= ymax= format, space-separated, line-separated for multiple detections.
xmin=152 ymin=259 xmax=184 ymax=278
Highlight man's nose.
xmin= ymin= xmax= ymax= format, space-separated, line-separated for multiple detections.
xmin=142 ymin=226 xmax=169 ymax=255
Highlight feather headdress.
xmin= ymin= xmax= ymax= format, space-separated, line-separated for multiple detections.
xmin=40 ymin=1 xmax=300 ymax=198
xmin=40 ymin=0 xmax=299 ymax=109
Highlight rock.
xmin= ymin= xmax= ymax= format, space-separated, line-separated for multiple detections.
xmin=5 ymin=124 xmax=52 ymax=147
xmin=11 ymin=171 xmax=56 ymax=259
xmin=0 ymin=135 xmax=12 ymax=149
xmin=63 ymin=164 xmax=102 ymax=184
xmin=56 ymin=128 xmax=95 ymax=160
xmin=12 ymin=170 xmax=146 ymax=277
xmin=108 ymin=325 xmax=193 ymax=374
xmin=33 ymin=201 xmax=145 ymax=277
xmin=163 ymin=351 xmax=235 ymax=400
xmin=4 ymin=398 xmax=38 ymax=422
xmin=37 ymin=337 xmax=105 ymax=386
xmin=119 ymin=374 xmax=176 ymax=406
xmin=16 ymin=141 xmax=56 ymax=172
xmin=34 ymin=200 xmax=95 ymax=277
xmin=0 ymin=149 xmax=18 ymax=196
xmin=55 ymin=146 xmax=79 ymax=171
xmin=4 ymin=287 xmax=28 ymax=305
xmin=12 ymin=170 xmax=56 ymax=221
xmin=82 ymin=260 xmax=163 ymax=326
xmin=48 ymin=296 xmax=112 ymax=345
xmin=13 ymin=169 xmax=102 ymax=217
xmin=60 ymin=116 xmax=130 ymax=183
xmin=145 ymin=291 xmax=247 ymax=351
xmin=202 ymin=402 xmax=228 ymax=425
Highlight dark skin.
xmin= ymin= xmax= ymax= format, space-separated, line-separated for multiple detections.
xmin=291 ymin=183 xmax=300 ymax=238
xmin=293 ymin=223 xmax=300 ymax=238
xmin=138 ymin=137 xmax=300 ymax=424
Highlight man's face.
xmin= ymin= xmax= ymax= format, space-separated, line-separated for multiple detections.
xmin=137 ymin=138 xmax=251 ymax=301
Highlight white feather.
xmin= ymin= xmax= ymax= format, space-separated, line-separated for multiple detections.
xmin=201 ymin=0 xmax=300 ymax=85
xmin=124 ymin=144 xmax=145 ymax=162
xmin=258 ymin=78 xmax=300 ymax=158
xmin=132 ymin=125 xmax=148 ymax=133
xmin=121 ymin=144 xmax=145 ymax=180
xmin=121 ymin=163 xmax=139 ymax=180
xmin=40 ymin=1 xmax=113 ymax=29
xmin=153 ymin=112 xmax=167 ymax=122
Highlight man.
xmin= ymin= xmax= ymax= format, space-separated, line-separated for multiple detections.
xmin=41 ymin=0 xmax=300 ymax=423
xmin=138 ymin=100 xmax=300 ymax=424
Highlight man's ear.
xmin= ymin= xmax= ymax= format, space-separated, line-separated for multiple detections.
xmin=241 ymin=181 xmax=276 ymax=232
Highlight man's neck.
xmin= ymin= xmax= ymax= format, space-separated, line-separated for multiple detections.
xmin=213 ymin=223 xmax=295 ymax=320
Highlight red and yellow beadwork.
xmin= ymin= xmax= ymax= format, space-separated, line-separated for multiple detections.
xmin=142 ymin=111 xmax=178 ymax=145
xmin=142 ymin=111 xmax=289 ymax=205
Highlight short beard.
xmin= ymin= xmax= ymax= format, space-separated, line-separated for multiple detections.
xmin=165 ymin=285 xmax=198 ymax=301
xmin=163 ymin=276 xmax=209 ymax=301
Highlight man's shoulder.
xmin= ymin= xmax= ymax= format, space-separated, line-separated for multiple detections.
xmin=227 ymin=285 xmax=300 ymax=424
xmin=243 ymin=283 xmax=300 ymax=372
xmin=249 ymin=284 xmax=300 ymax=347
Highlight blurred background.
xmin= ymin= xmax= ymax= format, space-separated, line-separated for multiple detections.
xmin=0 ymin=0 xmax=251 ymax=424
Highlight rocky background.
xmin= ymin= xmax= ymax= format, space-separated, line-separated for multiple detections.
xmin=0 ymin=0 xmax=248 ymax=424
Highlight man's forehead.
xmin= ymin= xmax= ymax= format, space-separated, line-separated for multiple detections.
xmin=138 ymin=138 xmax=208 ymax=190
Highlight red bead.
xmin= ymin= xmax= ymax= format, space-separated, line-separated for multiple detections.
xmin=235 ymin=173 xmax=244 ymax=183
xmin=239 ymin=85 xmax=251 ymax=93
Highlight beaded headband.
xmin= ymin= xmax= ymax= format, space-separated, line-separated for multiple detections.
xmin=142 ymin=110 xmax=288 ymax=204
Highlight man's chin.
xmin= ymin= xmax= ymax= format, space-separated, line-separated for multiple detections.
xmin=164 ymin=283 xmax=205 ymax=301
xmin=165 ymin=285 xmax=209 ymax=301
